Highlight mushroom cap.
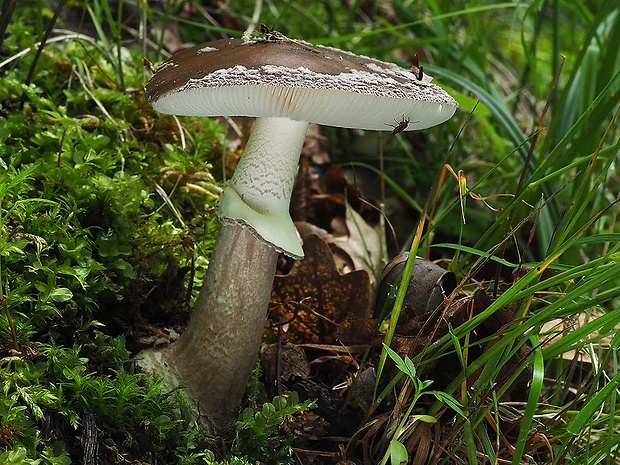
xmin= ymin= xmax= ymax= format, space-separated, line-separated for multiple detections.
xmin=145 ymin=38 xmax=457 ymax=131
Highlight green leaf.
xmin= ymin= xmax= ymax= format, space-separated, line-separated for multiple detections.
xmin=0 ymin=447 xmax=27 ymax=465
xmin=383 ymin=344 xmax=416 ymax=380
xmin=272 ymin=396 xmax=287 ymax=410
xmin=49 ymin=287 xmax=73 ymax=302
xmin=404 ymin=357 xmax=418 ymax=379
xmin=429 ymin=391 xmax=467 ymax=419
xmin=389 ymin=439 xmax=408 ymax=465
xmin=410 ymin=414 xmax=438 ymax=424
xmin=241 ymin=407 xmax=253 ymax=424
xmin=512 ymin=336 xmax=544 ymax=465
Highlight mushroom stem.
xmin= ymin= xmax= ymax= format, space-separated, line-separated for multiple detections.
xmin=218 ymin=117 xmax=309 ymax=259
xmin=139 ymin=222 xmax=278 ymax=432
xmin=138 ymin=117 xmax=310 ymax=431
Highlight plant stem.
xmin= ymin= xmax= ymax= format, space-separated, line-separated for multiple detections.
xmin=1 ymin=287 xmax=18 ymax=350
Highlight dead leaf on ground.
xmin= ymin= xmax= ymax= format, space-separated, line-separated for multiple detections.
xmin=541 ymin=310 xmax=615 ymax=364
xmin=291 ymin=157 xmax=323 ymax=224
xmin=261 ymin=342 xmax=310 ymax=396
xmin=325 ymin=205 xmax=385 ymax=288
xmin=374 ymin=253 xmax=456 ymax=319
xmin=302 ymin=123 xmax=331 ymax=165
xmin=269 ymin=234 xmax=372 ymax=344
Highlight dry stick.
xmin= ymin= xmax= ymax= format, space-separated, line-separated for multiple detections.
xmin=271 ymin=300 xmax=303 ymax=396
xmin=360 ymin=197 xmax=399 ymax=252
xmin=376 ymin=133 xmax=395 ymax=259
xmin=518 ymin=204 xmax=541 ymax=271
xmin=57 ymin=127 xmax=67 ymax=168
xmin=0 ymin=0 xmax=18 ymax=52
xmin=492 ymin=56 xmax=566 ymax=297
xmin=425 ymin=102 xmax=478 ymax=255
xmin=517 ymin=55 xmax=566 ymax=197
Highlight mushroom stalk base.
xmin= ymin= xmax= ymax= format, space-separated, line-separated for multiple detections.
xmin=138 ymin=222 xmax=278 ymax=432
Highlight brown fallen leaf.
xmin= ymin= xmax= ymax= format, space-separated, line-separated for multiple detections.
xmin=261 ymin=342 xmax=310 ymax=396
xmin=337 ymin=286 xmax=532 ymax=401
xmin=335 ymin=318 xmax=383 ymax=347
xmin=270 ymin=234 xmax=372 ymax=344
xmin=302 ymin=123 xmax=331 ymax=165
xmin=291 ymin=157 xmax=323 ymax=224
xmin=326 ymin=205 xmax=385 ymax=288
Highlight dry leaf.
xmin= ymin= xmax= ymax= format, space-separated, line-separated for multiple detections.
xmin=261 ymin=342 xmax=310 ymax=394
xmin=541 ymin=311 xmax=614 ymax=364
xmin=374 ymin=254 xmax=456 ymax=318
xmin=270 ymin=234 xmax=372 ymax=344
xmin=326 ymin=205 xmax=385 ymax=287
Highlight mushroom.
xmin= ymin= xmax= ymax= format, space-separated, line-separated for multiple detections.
xmin=141 ymin=35 xmax=457 ymax=431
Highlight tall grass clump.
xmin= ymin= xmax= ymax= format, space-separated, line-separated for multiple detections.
xmin=344 ymin=1 xmax=619 ymax=463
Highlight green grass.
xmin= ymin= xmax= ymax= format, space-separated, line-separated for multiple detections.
xmin=352 ymin=1 xmax=620 ymax=463
xmin=1 ymin=0 xmax=619 ymax=464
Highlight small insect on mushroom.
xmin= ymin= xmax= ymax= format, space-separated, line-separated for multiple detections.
xmin=387 ymin=115 xmax=411 ymax=134
xmin=260 ymin=24 xmax=288 ymax=42
xmin=258 ymin=24 xmax=319 ymax=55
xmin=410 ymin=53 xmax=424 ymax=81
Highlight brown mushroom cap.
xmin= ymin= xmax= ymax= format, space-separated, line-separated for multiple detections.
xmin=145 ymin=38 xmax=457 ymax=131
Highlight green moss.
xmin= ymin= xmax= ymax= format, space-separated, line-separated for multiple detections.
xmin=0 ymin=6 xmax=223 ymax=463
